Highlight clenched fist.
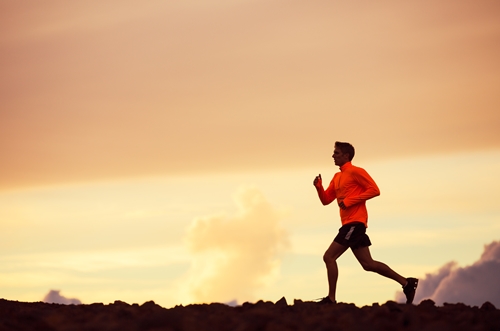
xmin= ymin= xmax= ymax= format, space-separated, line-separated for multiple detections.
xmin=313 ymin=174 xmax=322 ymax=188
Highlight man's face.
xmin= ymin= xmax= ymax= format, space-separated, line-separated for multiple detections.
xmin=332 ymin=147 xmax=350 ymax=167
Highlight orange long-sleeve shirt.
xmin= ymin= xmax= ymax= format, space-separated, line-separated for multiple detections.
xmin=316 ymin=162 xmax=380 ymax=227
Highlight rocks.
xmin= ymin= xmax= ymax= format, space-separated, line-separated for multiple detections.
xmin=0 ymin=298 xmax=499 ymax=331
xmin=480 ymin=301 xmax=496 ymax=311
xmin=275 ymin=296 xmax=288 ymax=307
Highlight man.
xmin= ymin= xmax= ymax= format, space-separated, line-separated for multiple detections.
xmin=313 ymin=141 xmax=418 ymax=304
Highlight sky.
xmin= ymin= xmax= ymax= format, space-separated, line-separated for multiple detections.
xmin=1 ymin=0 xmax=500 ymax=308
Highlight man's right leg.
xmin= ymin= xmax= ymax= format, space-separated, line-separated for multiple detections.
xmin=323 ymin=241 xmax=348 ymax=302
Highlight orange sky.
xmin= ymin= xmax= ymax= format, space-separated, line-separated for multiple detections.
xmin=2 ymin=1 xmax=500 ymax=307
xmin=1 ymin=0 xmax=500 ymax=189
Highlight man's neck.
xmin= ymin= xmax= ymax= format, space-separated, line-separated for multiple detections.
xmin=339 ymin=161 xmax=352 ymax=171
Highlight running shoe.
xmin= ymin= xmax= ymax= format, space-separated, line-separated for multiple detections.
xmin=403 ymin=278 xmax=418 ymax=304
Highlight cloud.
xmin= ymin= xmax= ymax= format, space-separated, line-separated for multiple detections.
xmin=43 ymin=290 xmax=82 ymax=305
xmin=184 ymin=186 xmax=289 ymax=304
xmin=396 ymin=241 xmax=500 ymax=306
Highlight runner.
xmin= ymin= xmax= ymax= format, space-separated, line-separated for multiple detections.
xmin=313 ymin=141 xmax=418 ymax=304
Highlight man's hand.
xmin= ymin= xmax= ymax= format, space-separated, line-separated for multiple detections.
xmin=338 ymin=201 xmax=347 ymax=210
xmin=313 ymin=174 xmax=322 ymax=188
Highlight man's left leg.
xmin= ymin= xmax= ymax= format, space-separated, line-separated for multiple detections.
xmin=353 ymin=245 xmax=419 ymax=304
xmin=352 ymin=246 xmax=406 ymax=286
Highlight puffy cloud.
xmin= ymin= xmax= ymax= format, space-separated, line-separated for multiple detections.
xmin=396 ymin=241 xmax=500 ymax=306
xmin=184 ymin=187 xmax=289 ymax=304
xmin=43 ymin=290 xmax=81 ymax=305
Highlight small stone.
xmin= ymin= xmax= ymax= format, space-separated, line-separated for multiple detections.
xmin=480 ymin=301 xmax=496 ymax=311
xmin=419 ymin=299 xmax=436 ymax=308
xmin=275 ymin=296 xmax=287 ymax=307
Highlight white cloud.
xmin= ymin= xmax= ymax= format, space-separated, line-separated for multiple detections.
xmin=396 ymin=241 xmax=500 ymax=307
xmin=43 ymin=290 xmax=81 ymax=305
xmin=184 ymin=186 xmax=289 ymax=304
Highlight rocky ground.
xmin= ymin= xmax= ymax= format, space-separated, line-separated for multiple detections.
xmin=1 ymin=298 xmax=499 ymax=331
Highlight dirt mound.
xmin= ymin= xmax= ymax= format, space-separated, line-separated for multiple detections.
xmin=1 ymin=298 xmax=499 ymax=331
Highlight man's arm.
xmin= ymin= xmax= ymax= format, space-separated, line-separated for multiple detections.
xmin=342 ymin=168 xmax=380 ymax=207
xmin=313 ymin=174 xmax=337 ymax=205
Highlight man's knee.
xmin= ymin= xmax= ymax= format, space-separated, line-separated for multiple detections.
xmin=323 ymin=251 xmax=337 ymax=264
xmin=360 ymin=260 xmax=377 ymax=272
xmin=323 ymin=242 xmax=348 ymax=264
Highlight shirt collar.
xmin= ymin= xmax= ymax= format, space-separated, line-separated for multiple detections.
xmin=339 ymin=161 xmax=352 ymax=172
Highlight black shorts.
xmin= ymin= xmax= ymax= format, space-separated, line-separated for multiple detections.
xmin=334 ymin=222 xmax=371 ymax=249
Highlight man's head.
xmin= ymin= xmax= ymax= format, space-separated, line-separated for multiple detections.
xmin=332 ymin=141 xmax=355 ymax=166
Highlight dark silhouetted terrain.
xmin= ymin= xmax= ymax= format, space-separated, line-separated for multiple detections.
xmin=1 ymin=298 xmax=499 ymax=331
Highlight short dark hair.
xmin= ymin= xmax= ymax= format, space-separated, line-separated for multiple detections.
xmin=335 ymin=141 xmax=355 ymax=161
